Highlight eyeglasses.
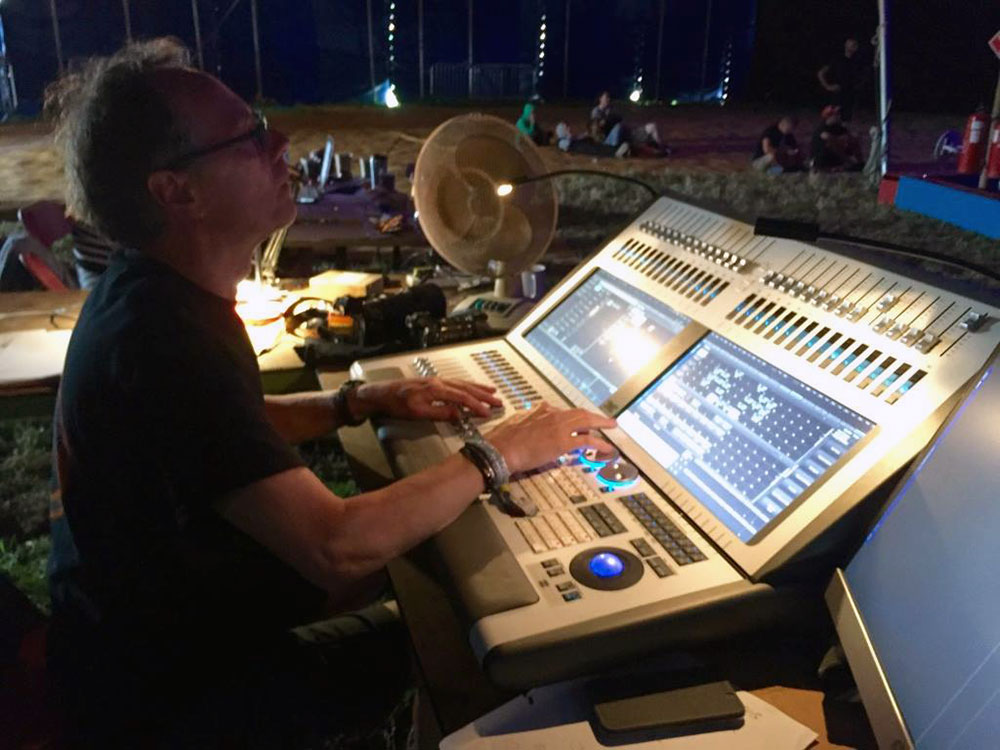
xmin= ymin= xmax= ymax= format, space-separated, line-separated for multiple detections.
xmin=159 ymin=108 xmax=269 ymax=170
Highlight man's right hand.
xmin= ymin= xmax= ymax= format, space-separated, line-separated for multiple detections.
xmin=485 ymin=403 xmax=618 ymax=475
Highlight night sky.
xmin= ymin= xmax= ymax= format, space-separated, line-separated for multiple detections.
xmin=0 ymin=0 xmax=997 ymax=114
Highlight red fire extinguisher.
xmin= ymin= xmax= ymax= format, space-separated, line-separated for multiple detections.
xmin=986 ymin=119 xmax=1000 ymax=180
xmin=958 ymin=107 xmax=990 ymax=174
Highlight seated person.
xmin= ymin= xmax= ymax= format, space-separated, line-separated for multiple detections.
xmin=810 ymin=105 xmax=863 ymax=172
xmin=516 ymin=101 xmax=550 ymax=146
xmin=630 ymin=122 xmax=671 ymax=158
xmin=553 ymin=121 xmax=621 ymax=157
xmin=751 ymin=115 xmax=804 ymax=174
xmin=590 ymin=90 xmax=626 ymax=149
xmin=45 ymin=38 xmax=617 ymax=748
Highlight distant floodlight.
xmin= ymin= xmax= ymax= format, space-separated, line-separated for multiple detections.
xmin=385 ymin=85 xmax=400 ymax=109
xmin=670 ymin=99 xmax=679 ymax=106
xmin=496 ymin=183 xmax=514 ymax=197
xmin=629 ymin=89 xmax=641 ymax=103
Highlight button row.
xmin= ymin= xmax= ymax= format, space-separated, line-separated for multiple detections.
xmin=579 ymin=502 xmax=627 ymax=538
xmin=619 ymin=493 xmax=707 ymax=565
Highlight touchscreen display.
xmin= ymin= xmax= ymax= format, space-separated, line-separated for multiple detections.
xmin=523 ymin=269 xmax=691 ymax=405
xmin=618 ymin=333 xmax=874 ymax=541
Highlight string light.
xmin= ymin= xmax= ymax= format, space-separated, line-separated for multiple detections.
xmin=536 ymin=10 xmax=547 ymax=90
xmin=386 ymin=0 xmax=397 ymax=103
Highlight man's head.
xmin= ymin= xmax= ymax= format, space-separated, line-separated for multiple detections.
xmin=598 ymin=91 xmax=611 ymax=108
xmin=844 ymin=38 xmax=859 ymax=57
xmin=49 ymin=39 xmax=294 ymax=261
xmin=778 ymin=116 xmax=798 ymax=134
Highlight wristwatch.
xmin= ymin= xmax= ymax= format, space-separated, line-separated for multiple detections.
xmin=333 ymin=379 xmax=367 ymax=427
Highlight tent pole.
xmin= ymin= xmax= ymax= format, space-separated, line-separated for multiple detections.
xmin=562 ymin=0 xmax=570 ymax=98
xmin=191 ymin=0 xmax=204 ymax=69
xmin=655 ymin=0 xmax=665 ymax=101
xmin=418 ymin=0 xmax=425 ymax=99
xmin=366 ymin=0 xmax=376 ymax=102
xmin=250 ymin=0 xmax=263 ymax=100
xmin=49 ymin=0 xmax=64 ymax=74
xmin=876 ymin=0 xmax=891 ymax=176
xmin=122 ymin=0 xmax=132 ymax=42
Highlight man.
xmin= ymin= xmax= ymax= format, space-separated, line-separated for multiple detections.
xmin=46 ymin=39 xmax=616 ymax=747
xmin=817 ymin=37 xmax=864 ymax=123
xmin=590 ymin=90 xmax=629 ymax=155
xmin=810 ymin=105 xmax=863 ymax=172
xmin=751 ymin=116 xmax=803 ymax=174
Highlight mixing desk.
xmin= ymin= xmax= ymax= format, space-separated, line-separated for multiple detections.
xmin=348 ymin=194 xmax=1000 ymax=690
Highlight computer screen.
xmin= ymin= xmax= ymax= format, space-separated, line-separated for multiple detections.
xmin=523 ymin=269 xmax=691 ymax=406
xmin=843 ymin=362 xmax=1000 ymax=749
xmin=618 ymin=333 xmax=874 ymax=542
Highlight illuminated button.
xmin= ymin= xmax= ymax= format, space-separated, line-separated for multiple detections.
xmin=597 ymin=460 xmax=639 ymax=489
xmin=581 ymin=447 xmax=619 ymax=468
xmin=588 ymin=552 xmax=625 ymax=578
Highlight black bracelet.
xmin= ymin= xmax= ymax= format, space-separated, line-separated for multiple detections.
xmin=333 ymin=379 xmax=367 ymax=427
xmin=460 ymin=444 xmax=495 ymax=492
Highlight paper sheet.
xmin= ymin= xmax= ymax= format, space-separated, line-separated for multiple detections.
xmin=0 ymin=328 xmax=72 ymax=387
xmin=440 ymin=682 xmax=817 ymax=750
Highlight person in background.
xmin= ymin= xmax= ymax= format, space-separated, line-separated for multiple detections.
xmin=590 ymin=90 xmax=628 ymax=153
xmin=751 ymin=115 xmax=804 ymax=174
xmin=516 ymin=101 xmax=550 ymax=146
xmin=817 ymin=37 xmax=864 ymax=123
xmin=810 ymin=105 xmax=863 ymax=172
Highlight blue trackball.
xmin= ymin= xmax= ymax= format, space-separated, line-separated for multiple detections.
xmin=589 ymin=552 xmax=625 ymax=578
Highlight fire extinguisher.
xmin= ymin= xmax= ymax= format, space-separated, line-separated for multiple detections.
xmin=958 ymin=106 xmax=990 ymax=174
xmin=986 ymin=119 xmax=1000 ymax=180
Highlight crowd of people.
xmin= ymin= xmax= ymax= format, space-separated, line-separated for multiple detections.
xmin=517 ymin=35 xmax=868 ymax=176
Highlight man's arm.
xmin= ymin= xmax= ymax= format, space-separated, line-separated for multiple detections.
xmin=264 ymin=378 xmax=502 ymax=445
xmin=215 ymin=453 xmax=485 ymax=604
xmin=217 ymin=404 xmax=617 ymax=606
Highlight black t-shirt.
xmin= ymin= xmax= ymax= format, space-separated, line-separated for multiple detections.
xmin=753 ymin=124 xmax=798 ymax=160
xmin=48 ymin=251 xmax=324 ymax=724
xmin=825 ymin=54 xmax=863 ymax=92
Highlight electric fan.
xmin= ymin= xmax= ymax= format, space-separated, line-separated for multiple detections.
xmin=412 ymin=113 xmax=558 ymax=330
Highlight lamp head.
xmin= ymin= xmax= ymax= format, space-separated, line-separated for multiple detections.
xmin=496 ymin=182 xmax=514 ymax=197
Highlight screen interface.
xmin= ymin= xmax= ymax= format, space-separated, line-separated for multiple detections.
xmin=618 ymin=333 xmax=874 ymax=542
xmin=523 ymin=269 xmax=691 ymax=406
xmin=845 ymin=364 xmax=1000 ymax=749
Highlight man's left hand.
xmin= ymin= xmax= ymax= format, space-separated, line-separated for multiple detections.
xmin=349 ymin=378 xmax=502 ymax=422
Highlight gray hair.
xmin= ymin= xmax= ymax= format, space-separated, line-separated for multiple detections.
xmin=46 ymin=38 xmax=193 ymax=249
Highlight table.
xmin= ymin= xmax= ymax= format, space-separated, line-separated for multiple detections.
xmin=283 ymin=187 xmax=430 ymax=273
xmin=0 ymin=289 xmax=319 ymax=419
xmin=323 ymin=375 xmax=877 ymax=749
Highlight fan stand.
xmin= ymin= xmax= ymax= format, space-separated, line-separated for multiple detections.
xmin=451 ymin=260 xmax=536 ymax=333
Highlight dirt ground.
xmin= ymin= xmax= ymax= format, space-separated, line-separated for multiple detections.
xmin=0 ymin=101 xmax=963 ymax=205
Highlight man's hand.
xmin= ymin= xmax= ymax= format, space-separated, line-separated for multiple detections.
xmin=485 ymin=402 xmax=618 ymax=474
xmin=350 ymin=377 xmax=502 ymax=422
